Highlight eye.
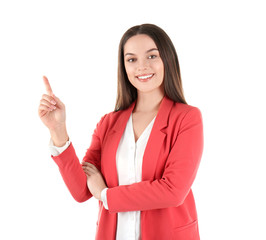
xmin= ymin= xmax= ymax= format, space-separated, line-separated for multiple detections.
xmin=127 ymin=58 xmax=136 ymax=62
xmin=148 ymin=55 xmax=157 ymax=59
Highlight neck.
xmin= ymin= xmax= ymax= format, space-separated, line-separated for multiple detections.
xmin=134 ymin=88 xmax=165 ymax=113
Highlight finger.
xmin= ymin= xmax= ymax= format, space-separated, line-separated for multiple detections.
xmin=83 ymin=168 xmax=92 ymax=176
xmin=81 ymin=165 xmax=89 ymax=172
xmin=82 ymin=165 xmax=98 ymax=174
xmin=82 ymin=165 xmax=95 ymax=172
xmin=39 ymin=104 xmax=56 ymax=112
xmin=49 ymin=93 xmax=65 ymax=109
xmin=82 ymin=161 xmax=90 ymax=165
xmin=38 ymin=107 xmax=49 ymax=118
xmin=82 ymin=162 xmax=97 ymax=169
xmin=43 ymin=76 xmax=54 ymax=96
xmin=42 ymin=92 xmax=65 ymax=110
xmin=40 ymin=98 xmax=57 ymax=109
xmin=84 ymin=172 xmax=90 ymax=178
xmin=42 ymin=94 xmax=57 ymax=105
xmin=82 ymin=164 xmax=99 ymax=174
xmin=83 ymin=169 xmax=91 ymax=176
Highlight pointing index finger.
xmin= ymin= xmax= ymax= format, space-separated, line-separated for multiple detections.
xmin=43 ymin=75 xmax=54 ymax=96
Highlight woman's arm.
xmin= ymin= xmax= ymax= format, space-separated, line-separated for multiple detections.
xmin=51 ymin=114 xmax=107 ymax=202
xmin=106 ymin=107 xmax=204 ymax=213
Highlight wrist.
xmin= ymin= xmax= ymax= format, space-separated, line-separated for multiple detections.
xmin=100 ymin=187 xmax=108 ymax=201
xmin=49 ymin=124 xmax=69 ymax=147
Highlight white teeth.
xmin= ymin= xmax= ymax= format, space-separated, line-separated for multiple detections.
xmin=138 ymin=74 xmax=153 ymax=80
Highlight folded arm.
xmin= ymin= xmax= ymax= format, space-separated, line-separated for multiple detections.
xmin=51 ymin=114 xmax=107 ymax=203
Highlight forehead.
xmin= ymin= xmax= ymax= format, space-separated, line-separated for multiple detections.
xmin=124 ymin=34 xmax=157 ymax=53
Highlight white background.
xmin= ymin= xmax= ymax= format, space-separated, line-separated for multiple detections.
xmin=0 ymin=0 xmax=265 ymax=239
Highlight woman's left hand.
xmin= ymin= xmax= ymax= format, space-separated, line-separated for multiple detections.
xmin=82 ymin=162 xmax=107 ymax=201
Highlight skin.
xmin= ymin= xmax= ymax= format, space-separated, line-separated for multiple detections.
xmin=82 ymin=34 xmax=165 ymax=199
xmin=39 ymin=76 xmax=69 ymax=146
xmin=81 ymin=162 xmax=107 ymax=201
xmin=39 ymin=76 xmax=65 ymax=127
xmin=124 ymin=33 xmax=165 ymax=110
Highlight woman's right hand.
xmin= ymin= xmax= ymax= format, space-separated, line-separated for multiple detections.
xmin=38 ymin=76 xmax=66 ymax=131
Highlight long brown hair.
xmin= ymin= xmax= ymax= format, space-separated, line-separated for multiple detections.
xmin=115 ymin=23 xmax=187 ymax=111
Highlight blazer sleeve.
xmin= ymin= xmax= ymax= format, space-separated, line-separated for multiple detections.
xmin=51 ymin=114 xmax=107 ymax=203
xmin=106 ymin=107 xmax=204 ymax=213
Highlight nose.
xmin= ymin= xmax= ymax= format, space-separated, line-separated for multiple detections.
xmin=137 ymin=58 xmax=149 ymax=72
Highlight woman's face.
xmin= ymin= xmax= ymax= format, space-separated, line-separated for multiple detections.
xmin=123 ymin=34 xmax=164 ymax=95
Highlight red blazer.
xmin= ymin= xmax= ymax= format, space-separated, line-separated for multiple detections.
xmin=52 ymin=95 xmax=204 ymax=240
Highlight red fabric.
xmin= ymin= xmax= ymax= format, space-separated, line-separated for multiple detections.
xmin=51 ymin=95 xmax=204 ymax=240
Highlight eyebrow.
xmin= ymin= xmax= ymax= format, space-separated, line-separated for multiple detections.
xmin=124 ymin=48 xmax=159 ymax=56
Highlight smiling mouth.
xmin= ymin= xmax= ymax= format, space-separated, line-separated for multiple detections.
xmin=136 ymin=74 xmax=154 ymax=81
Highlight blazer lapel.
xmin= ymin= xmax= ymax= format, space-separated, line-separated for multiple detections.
xmin=142 ymin=96 xmax=174 ymax=181
xmin=104 ymin=101 xmax=136 ymax=187
xmin=104 ymin=96 xmax=174 ymax=187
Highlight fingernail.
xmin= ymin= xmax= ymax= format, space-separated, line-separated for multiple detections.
xmin=51 ymin=100 xmax=56 ymax=105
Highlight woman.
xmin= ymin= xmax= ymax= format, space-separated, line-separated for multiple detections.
xmin=38 ymin=24 xmax=204 ymax=240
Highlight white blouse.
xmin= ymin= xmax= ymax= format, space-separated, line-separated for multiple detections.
xmin=49 ymin=113 xmax=156 ymax=240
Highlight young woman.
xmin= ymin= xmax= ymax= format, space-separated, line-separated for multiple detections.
xmin=38 ymin=24 xmax=204 ymax=240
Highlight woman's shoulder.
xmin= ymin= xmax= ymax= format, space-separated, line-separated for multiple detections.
xmin=101 ymin=108 xmax=126 ymax=122
xmin=172 ymin=101 xmax=201 ymax=114
xmin=169 ymin=101 xmax=202 ymax=123
xmin=95 ymin=107 xmax=129 ymax=130
xmin=163 ymin=95 xmax=201 ymax=115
